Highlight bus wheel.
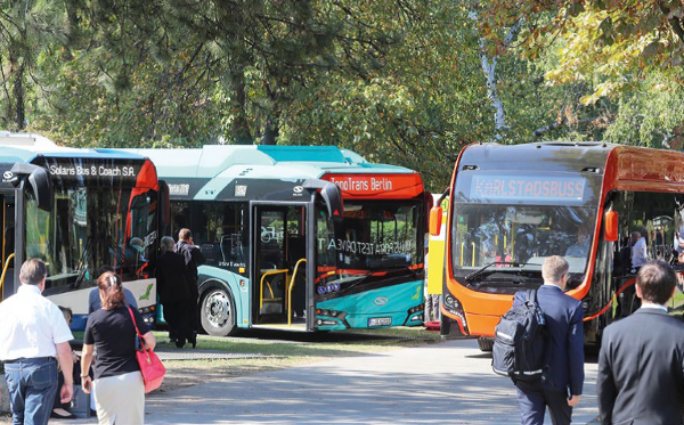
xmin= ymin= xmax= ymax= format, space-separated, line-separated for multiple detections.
xmin=200 ymin=287 xmax=237 ymax=337
xmin=477 ymin=337 xmax=494 ymax=352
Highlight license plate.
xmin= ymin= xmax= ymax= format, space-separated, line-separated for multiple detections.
xmin=368 ymin=317 xmax=392 ymax=327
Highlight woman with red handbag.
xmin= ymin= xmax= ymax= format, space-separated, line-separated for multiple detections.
xmin=80 ymin=272 xmax=157 ymax=424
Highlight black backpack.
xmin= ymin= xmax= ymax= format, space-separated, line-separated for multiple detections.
xmin=492 ymin=289 xmax=546 ymax=381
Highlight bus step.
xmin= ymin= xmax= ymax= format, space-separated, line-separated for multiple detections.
xmin=252 ymin=324 xmax=307 ymax=332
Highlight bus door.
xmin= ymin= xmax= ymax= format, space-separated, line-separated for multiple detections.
xmin=252 ymin=203 xmax=310 ymax=330
xmin=0 ymin=193 xmax=15 ymax=301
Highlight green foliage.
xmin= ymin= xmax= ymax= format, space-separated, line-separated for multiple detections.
xmin=2 ymin=0 xmax=683 ymax=193
xmin=605 ymin=78 xmax=684 ymax=149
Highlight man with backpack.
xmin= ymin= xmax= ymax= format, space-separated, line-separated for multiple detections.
xmin=502 ymin=256 xmax=585 ymax=425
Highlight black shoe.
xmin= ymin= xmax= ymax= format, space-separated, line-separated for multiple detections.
xmin=51 ymin=409 xmax=77 ymax=419
xmin=189 ymin=334 xmax=197 ymax=349
xmin=175 ymin=338 xmax=186 ymax=348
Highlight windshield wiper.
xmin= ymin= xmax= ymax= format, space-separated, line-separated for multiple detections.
xmin=465 ymin=261 xmax=538 ymax=282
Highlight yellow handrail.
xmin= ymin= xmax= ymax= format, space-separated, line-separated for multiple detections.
xmin=259 ymin=269 xmax=288 ymax=309
xmin=0 ymin=253 xmax=15 ymax=302
xmin=287 ymin=258 xmax=307 ymax=326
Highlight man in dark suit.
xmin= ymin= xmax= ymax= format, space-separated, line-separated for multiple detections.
xmin=157 ymin=236 xmax=192 ymax=348
xmin=175 ymin=229 xmax=205 ymax=347
xmin=598 ymin=260 xmax=684 ymax=424
xmin=515 ymin=255 xmax=584 ymax=425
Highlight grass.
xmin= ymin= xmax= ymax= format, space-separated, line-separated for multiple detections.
xmin=154 ymin=326 xmax=439 ymax=358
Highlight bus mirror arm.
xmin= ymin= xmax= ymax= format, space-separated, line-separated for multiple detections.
xmin=159 ymin=180 xmax=171 ymax=228
xmin=429 ymin=187 xmax=449 ymax=237
xmin=10 ymin=163 xmax=53 ymax=212
xmin=302 ymin=179 xmax=344 ymax=222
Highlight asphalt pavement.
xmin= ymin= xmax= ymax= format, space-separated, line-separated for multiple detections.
xmin=138 ymin=339 xmax=599 ymax=425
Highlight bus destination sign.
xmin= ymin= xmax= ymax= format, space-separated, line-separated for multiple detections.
xmin=48 ymin=163 xmax=137 ymax=178
xmin=36 ymin=157 xmax=145 ymax=188
xmin=322 ymin=173 xmax=424 ymax=199
xmin=471 ymin=175 xmax=586 ymax=202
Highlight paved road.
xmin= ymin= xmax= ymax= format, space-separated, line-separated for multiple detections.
xmin=140 ymin=339 xmax=599 ymax=425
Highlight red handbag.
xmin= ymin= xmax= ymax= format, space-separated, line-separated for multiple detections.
xmin=128 ymin=307 xmax=166 ymax=393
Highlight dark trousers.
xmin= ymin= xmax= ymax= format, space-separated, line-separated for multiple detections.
xmin=163 ymin=300 xmax=194 ymax=344
xmin=5 ymin=357 xmax=58 ymax=425
xmin=53 ymin=355 xmax=82 ymax=411
xmin=515 ymin=380 xmax=572 ymax=425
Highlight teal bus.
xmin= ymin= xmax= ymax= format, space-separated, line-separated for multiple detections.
xmin=124 ymin=145 xmax=427 ymax=334
xmin=0 ymin=132 xmax=163 ymax=329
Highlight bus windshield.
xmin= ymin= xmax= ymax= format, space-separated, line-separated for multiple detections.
xmin=317 ymin=200 xmax=424 ymax=272
xmin=451 ymin=170 xmax=602 ymax=279
xmin=25 ymin=185 xmax=157 ymax=295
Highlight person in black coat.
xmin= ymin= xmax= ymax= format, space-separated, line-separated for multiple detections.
xmin=174 ymin=229 xmax=205 ymax=347
xmin=157 ymin=236 xmax=193 ymax=348
xmin=598 ymin=260 xmax=684 ymax=425
xmin=514 ymin=255 xmax=584 ymax=425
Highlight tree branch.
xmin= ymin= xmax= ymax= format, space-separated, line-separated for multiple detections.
xmin=658 ymin=1 xmax=684 ymax=45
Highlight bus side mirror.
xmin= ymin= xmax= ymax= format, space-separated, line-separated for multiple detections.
xmin=425 ymin=191 xmax=433 ymax=229
xmin=320 ymin=183 xmax=344 ymax=223
xmin=605 ymin=211 xmax=618 ymax=242
xmin=302 ymin=179 xmax=344 ymax=223
xmin=429 ymin=206 xmax=442 ymax=237
xmin=11 ymin=163 xmax=53 ymax=211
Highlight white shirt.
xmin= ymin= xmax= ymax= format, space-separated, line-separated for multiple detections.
xmin=631 ymin=237 xmax=648 ymax=269
xmin=0 ymin=284 xmax=73 ymax=361
xmin=675 ymin=229 xmax=684 ymax=254
xmin=640 ymin=302 xmax=668 ymax=312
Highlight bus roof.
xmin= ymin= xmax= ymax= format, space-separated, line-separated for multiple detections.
xmin=122 ymin=145 xmax=413 ymax=179
xmin=0 ymin=131 xmax=148 ymax=164
xmin=121 ymin=145 xmax=424 ymax=201
xmin=459 ymin=141 xmax=684 ymax=192
xmin=459 ymin=141 xmax=614 ymax=171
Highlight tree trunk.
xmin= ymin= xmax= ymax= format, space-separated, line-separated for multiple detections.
xmin=469 ymin=12 xmax=523 ymax=141
xmin=261 ymin=110 xmax=280 ymax=146
xmin=231 ymin=70 xmax=253 ymax=145
xmin=10 ymin=53 xmax=25 ymax=130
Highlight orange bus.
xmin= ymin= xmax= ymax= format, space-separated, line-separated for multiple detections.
xmin=431 ymin=142 xmax=684 ymax=350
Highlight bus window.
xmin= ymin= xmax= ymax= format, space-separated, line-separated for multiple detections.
xmin=25 ymin=186 xmax=157 ymax=296
xmin=455 ymin=205 xmax=596 ymax=276
xmin=170 ymin=202 xmax=247 ymax=272
xmin=613 ymin=191 xmax=679 ymax=267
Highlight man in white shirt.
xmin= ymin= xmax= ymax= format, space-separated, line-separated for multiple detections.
xmin=674 ymin=226 xmax=684 ymax=262
xmin=631 ymin=231 xmax=648 ymax=273
xmin=0 ymin=259 xmax=74 ymax=425
xmin=565 ymin=226 xmax=591 ymax=258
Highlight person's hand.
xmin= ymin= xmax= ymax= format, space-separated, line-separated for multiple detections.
xmin=81 ymin=376 xmax=92 ymax=394
xmin=567 ymin=394 xmax=581 ymax=407
xmin=60 ymin=382 xmax=74 ymax=403
xmin=71 ymin=351 xmax=79 ymax=363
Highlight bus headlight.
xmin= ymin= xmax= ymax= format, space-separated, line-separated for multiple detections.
xmin=442 ymin=292 xmax=468 ymax=333
xmin=316 ymin=309 xmax=344 ymax=319
xmin=444 ymin=294 xmax=458 ymax=309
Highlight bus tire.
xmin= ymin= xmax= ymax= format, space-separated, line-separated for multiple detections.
xmin=200 ymin=285 xmax=237 ymax=337
xmin=477 ymin=337 xmax=494 ymax=352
